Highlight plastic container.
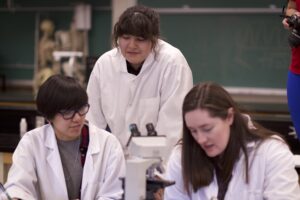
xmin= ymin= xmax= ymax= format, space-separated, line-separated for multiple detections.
xmin=35 ymin=116 xmax=45 ymax=128
xmin=20 ymin=118 xmax=27 ymax=138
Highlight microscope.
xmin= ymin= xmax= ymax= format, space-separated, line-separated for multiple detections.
xmin=123 ymin=123 xmax=175 ymax=200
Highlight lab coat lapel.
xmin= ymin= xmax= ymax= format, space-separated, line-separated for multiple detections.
xmin=200 ymin=174 xmax=218 ymax=200
xmin=140 ymin=51 xmax=155 ymax=73
xmin=81 ymin=132 xmax=100 ymax=195
xmin=115 ymin=50 xmax=127 ymax=73
xmin=224 ymin=141 xmax=256 ymax=199
xmin=116 ymin=47 xmax=155 ymax=74
xmin=44 ymin=126 xmax=68 ymax=198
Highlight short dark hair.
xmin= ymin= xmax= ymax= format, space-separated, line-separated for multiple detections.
xmin=36 ymin=74 xmax=88 ymax=120
xmin=112 ymin=5 xmax=160 ymax=48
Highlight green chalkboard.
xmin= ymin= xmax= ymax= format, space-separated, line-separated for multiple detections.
xmin=139 ymin=0 xmax=285 ymax=8
xmin=0 ymin=12 xmax=36 ymax=80
xmin=159 ymin=13 xmax=290 ymax=88
xmin=0 ymin=0 xmax=292 ymax=90
xmin=0 ymin=0 xmax=111 ymax=82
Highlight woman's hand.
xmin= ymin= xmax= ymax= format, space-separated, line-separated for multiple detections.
xmin=153 ymin=188 xmax=164 ymax=200
xmin=283 ymin=11 xmax=300 ymax=29
xmin=282 ymin=18 xmax=291 ymax=29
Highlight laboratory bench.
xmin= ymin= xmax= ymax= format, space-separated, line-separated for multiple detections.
xmin=0 ymin=89 xmax=37 ymax=153
xmin=0 ymin=89 xmax=299 ymax=153
xmin=0 ymin=89 xmax=37 ymax=182
xmin=240 ymin=100 xmax=300 ymax=154
xmin=0 ymin=88 xmax=300 ymax=181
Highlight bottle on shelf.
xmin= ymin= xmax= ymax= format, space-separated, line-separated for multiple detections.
xmin=35 ymin=116 xmax=45 ymax=128
xmin=19 ymin=118 xmax=27 ymax=138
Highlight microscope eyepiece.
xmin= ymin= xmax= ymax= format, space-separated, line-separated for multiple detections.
xmin=129 ymin=123 xmax=141 ymax=137
xmin=146 ymin=123 xmax=157 ymax=136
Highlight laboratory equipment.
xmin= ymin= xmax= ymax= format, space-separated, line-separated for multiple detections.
xmin=19 ymin=118 xmax=27 ymax=138
xmin=123 ymin=123 xmax=175 ymax=200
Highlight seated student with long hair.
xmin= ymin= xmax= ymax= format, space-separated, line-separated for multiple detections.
xmin=164 ymin=82 xmax=300 ymax=200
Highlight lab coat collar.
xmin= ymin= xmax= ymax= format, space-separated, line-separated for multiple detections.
xmin=45 ymin=123 xmax=102 ymax=197
xmin=204 ymin=140 xmax=251 ymax=200
xmin=44 ymin=125 xmax=69 ymax=199
xmin=80 ymin=124 xmax=102 ymax=195
xmin=246 ymin=140 xmax=256 ymax=149
xmin=201 ymin=175 xmax=219 ymax=200
xmin=85 ymin=123 xmax=101 ymax=155
xmin=115 ymin=46 xmax=156 ymax=75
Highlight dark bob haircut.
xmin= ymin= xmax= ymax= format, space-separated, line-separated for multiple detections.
xmin=112 ymin=5 xmax=160 ymax=48
xmin=36 ymin=74 xmax=88 ymax=120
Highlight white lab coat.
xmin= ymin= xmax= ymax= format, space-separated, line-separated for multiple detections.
xmin=165 ymin=138 xmax=300 ymax=200
xmin=4 ymin=123 xmax=125 ymax=200
xmin=87 ymin=39 xmax=193 ymax=156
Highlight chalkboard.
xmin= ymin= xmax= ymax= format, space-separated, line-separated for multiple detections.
xmin=159 ymin=13 xmax=290 ymax=88
xmin=0 ymin=12 xmax=36 ymax=80
xmin=0 ymin=0 xmax=292 ymax=90
xmin=139 ymin=0 xmax=286 ymax=9
xmin=0 ymin=0 xmax=112 ymax=82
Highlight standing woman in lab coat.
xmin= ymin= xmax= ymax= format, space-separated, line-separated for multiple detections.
xmin=4 ymin=75 xmax=125 ymax=200
xmin=87 ymin=5 xmax=193 ymax=154
xmin=164 ymin=82 xmax=300 ymax=200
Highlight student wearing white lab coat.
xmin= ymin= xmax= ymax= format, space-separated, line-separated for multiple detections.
xmin=87 ymin=5 xmax=193 ymax=154
xmin=4 ymin=75 xmax=125 ymax=200
xmin=164 ymin=82 xmax=300 ymax=200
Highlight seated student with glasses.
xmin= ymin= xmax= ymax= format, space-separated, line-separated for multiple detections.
xmin=2 ymin=74 xmax=125 ymax=200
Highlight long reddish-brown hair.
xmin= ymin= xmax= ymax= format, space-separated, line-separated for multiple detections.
xmin=181 ymin=82 xmax=282 ymax=195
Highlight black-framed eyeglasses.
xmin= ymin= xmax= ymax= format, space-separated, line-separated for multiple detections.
xmin=0 ymin=182 xmax=12 ymax=200
xmin=59 ymin=104 xmax=90 ymax=120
